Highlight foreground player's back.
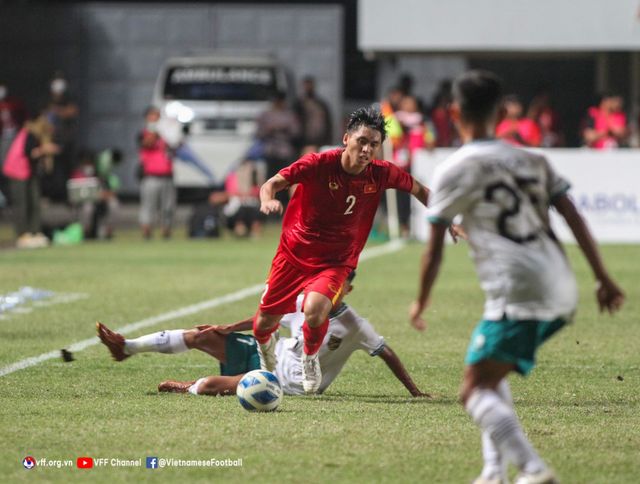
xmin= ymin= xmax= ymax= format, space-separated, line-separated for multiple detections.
xmin=431 ymin=140 xmax=578 ymax=321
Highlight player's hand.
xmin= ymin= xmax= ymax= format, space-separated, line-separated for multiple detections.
xmin=596 ymin=277 xmax=625 ymax=314
xmin=409 ymin=300 xmax=427 ymax=332
xmin=448 ymin=224 xmax=466 ymax=243
xmin=260 ymin=199 xmax=283 ymax=215
xmin=195 ymin=324 xmax=213 ymax=331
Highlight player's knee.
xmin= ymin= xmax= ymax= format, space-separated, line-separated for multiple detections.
xmin=256 ymin=312 xmax=281 ymax=330
xmin=303 ymin=304 xmax=329 ymax=327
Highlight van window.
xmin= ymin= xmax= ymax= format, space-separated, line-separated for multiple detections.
xmin=163 ymin=66 xmax=278 ymax=102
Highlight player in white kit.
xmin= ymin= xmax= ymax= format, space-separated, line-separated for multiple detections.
xmin=97 ymin=271 xmax=428 ymax=398
xmin=409 ymin=70 xmax=624 ymax=484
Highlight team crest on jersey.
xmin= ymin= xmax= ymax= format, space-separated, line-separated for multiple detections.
xmin=329 ymin=181 xmax=339 ymax=190
xmin=364 ymin=183 xmax=377 ymax=194
xmin=327 ymin=335 xmax=342 ymax=351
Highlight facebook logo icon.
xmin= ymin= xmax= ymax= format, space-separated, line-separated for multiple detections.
xmin=146 ymin=457 xmax=158 ymax=469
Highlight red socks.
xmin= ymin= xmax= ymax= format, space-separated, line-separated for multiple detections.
xmin=253 ymin=314 xmax=278 ymax=344
xmin=302 ymin=319 xmax=329 ymax=355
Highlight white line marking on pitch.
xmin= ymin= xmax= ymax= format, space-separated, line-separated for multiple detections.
xmin=0 ymin=240 xmax=406 ymax=378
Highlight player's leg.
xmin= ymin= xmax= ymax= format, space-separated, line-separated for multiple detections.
xmin=300 ymin=267 xmax=351 ymax=394
xmin=253 ymin=312 xmax=283 ymax=372
xmin=183 ymin=327 xmax=226 ymax=361
xmin=193 ymin=375 xmax=244 ymax=396
xmin=462 ymin=319 xmax=562 ymax=484
xmin=158 ymin=375 xmax=243 ymax=396
xmin=96 ymin=322 xmax=188 ymax=361
xmin=463 ymin=361 xmax=516 ymax=484
xmin=299 ymin=291 xmax=331 ymax=393
xmin=254 ymin=250 xmax=306 ymax=371
xmin=474 ymin=379 xmax=512 ymax=484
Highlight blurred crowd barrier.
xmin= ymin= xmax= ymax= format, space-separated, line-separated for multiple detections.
xmin=411 ymin=148 xmax=640 ymax=243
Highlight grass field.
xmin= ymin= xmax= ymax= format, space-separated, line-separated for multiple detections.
xmin=1 ymin=227 xmax=638 ymax=483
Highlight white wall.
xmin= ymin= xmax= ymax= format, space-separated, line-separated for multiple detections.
xmin=411 ymin=148 xmax=640 ymax=243
xmin=360 ymin=0 xmax=640 ymax=52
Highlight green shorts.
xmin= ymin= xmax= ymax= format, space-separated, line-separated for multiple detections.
xmin=220 ymin=332 xmax=261 ymax=376
xmin=465 ymin=317 xmax=567 ymax=376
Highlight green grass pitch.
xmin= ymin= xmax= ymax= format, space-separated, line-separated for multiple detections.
xmin=1 ymin=229 xmax=638 ymax=483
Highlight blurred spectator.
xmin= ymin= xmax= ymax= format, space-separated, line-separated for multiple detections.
xmin=256 ymin=91 xmax=300 ymax=179
xmin=393 ymin=95 xmax=435 ymax=237
xmin=527 ymin=89 xmax=564 ymax=147
xmin=430 ymin=79 xmax=457 ymax=147
xmin=45 ymin=71 xmax=79 ymax=200
xmin=0 ymin=83 xmax=27 ymax=205
xmin=70 ymin=148 xmax=122 ymax=240
xmin=397 ymin=72 xmax=426 ymax=113
xmin=221 ymin=157 xmax=267 ymax=238
xmin=380 ymin=86 xmax=404 ymax=150
xmin=137 ymin=106 xmax=176 ymax=240
xmin=2 ymin=109 xmax=59 ymax=248
xmin=380 ymin=85 xmax=404 ymax=117
xmin=293 ymin=76 xmax=333 ymax=154
xmin=582 ymin=93 xmax=629 ymax=149
xmin=496 ymin=95 xmax=542 ymax=147
xmin=0 ymin=83 xmax=27 ymax=163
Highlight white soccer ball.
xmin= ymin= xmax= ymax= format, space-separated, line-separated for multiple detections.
xmin=236 ymin=370 xmax=283 ymax=412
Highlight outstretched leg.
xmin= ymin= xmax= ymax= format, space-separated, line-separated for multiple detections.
xmin=159 ymin=375 xmax=243 ymax=396
xmin=96 ymin=322 xmax=226 ymax=362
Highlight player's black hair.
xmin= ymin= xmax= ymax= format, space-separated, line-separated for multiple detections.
xmin=346 ymin=270 xmax=356 ymax=283
xmin=452 ymin=70 xmax=503 ymax=123
xmin=346 ymin=106 xmax=387 ymax=143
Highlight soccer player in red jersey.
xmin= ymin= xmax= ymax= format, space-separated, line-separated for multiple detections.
xmin=254 ymin=107 xmax=430 ymax=393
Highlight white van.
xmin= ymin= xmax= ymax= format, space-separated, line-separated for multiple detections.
xmin=152 ymin=52 xmax=290 ymax=188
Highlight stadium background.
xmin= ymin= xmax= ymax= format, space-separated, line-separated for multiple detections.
xmin=1 ymin=1 xmax=639 ymax=191
xmin=0 ymin=3 xmax=638 ymax=482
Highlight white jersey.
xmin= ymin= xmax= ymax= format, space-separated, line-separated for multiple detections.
xmin=426 ymin=140 xmax=578 ymax=321
xmin=276 ymin=295 xmax=385 ymax=395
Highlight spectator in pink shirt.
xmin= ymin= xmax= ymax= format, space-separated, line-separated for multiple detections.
xmin=496 ymin=95 xmax=541 ymax=147
xmin=582 ymin=93 xmax=628 ymax=149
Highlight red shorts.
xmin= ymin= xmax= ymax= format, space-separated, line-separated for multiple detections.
xmin=259 ymin=249 xmax=351 ymax=315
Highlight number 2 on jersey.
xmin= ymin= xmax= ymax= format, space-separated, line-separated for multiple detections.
xmin=344 ymin=195 xmax=356 ymax=215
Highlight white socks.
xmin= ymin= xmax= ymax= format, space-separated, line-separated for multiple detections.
xmin=124 ymin=330 xmax=188 ymax=355
xmin=479 ymin=380 xmax=513 ymax=480
xmin=466 ymin=383 xmax=546 ymax=476
xmin=188 ymin=378 xmax=206 ymax=395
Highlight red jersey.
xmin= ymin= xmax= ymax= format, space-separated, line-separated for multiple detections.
xmin=277 ymin=148 xmax=413 ymax=271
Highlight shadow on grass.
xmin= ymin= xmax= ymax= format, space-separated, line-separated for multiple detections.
xmin=149 ymin=390 xmax=459 ymax=406
xmin=294 ymin=393 xmax=459 ymax=405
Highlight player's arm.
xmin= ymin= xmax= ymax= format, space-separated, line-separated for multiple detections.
xmin=409 ymin=223 xmax=449 ymax=330
xmin=260 ymin=173 xmax=290 ymax=215
xmin=196 ymin=317 xmax=254 ymax=335
xmin=410 ymin=177 xmax=429 ymax=207
xmin=410 ymin=177 xmax=463 ymax=242
xmin=552 ymin=194 xmax=625 ymax=313
xmin=377 ymin=345 xmax=430 ymax=397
